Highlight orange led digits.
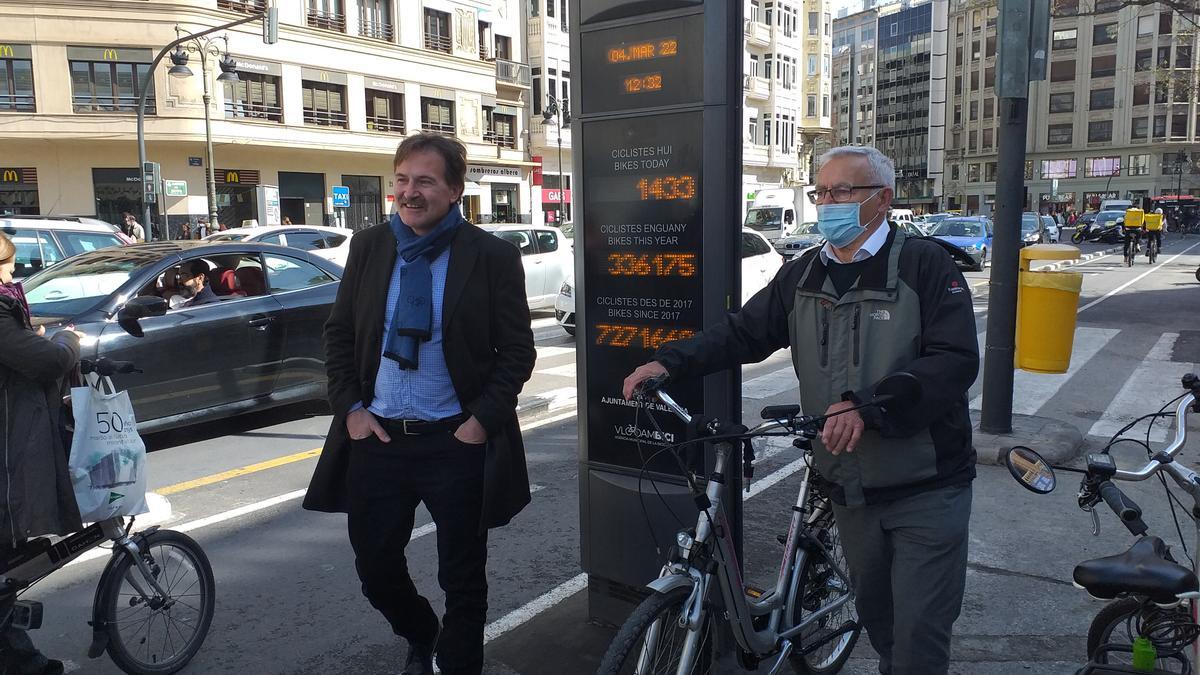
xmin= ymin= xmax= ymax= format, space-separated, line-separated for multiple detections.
xmin=635 ymin=175 xmax=697 ymax=201
xmin=623 ymin=73 xmax=663 ymax=94
xmin=606 ymin=39 xmax=679 ymax=63
xmin=606 ymin=253 xmax=698 ymax=278
xmin=595 ymin=324 xmax=696 ymax=350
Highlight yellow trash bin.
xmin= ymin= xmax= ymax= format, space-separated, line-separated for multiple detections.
xmin=1016 ymin=244 xmax=1083 ymax=373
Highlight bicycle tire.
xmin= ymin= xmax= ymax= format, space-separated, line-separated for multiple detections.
xmin=1149 ymin=239 xmax=1158 ymax=264
xmin=598 ymin=584 xmax=716 ymax=675
xmin=1084 ymin=597 xmax=1196 ymax=669
xmin=100 ymin=529 xmax=215 ymax=675
xmin=788 ymin=515 xmax=860 ymax=675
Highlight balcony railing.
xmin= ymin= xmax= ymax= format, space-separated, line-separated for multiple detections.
xmin=485 ymin=131 xmax=517 ymax=148
xmin=307 ymin=9 xmax=346 ymax=33
xmin=425 ymin=32 xmax=452 ymax=53
xmin=73 ymin=95 xmax=154 ymax=114
xmin=303 ymin=108 xmax=348 ymax=128
xmin=422 ymin=121 xmax=456 ymax=136
xmin=218 ymin=0 xmax=266 ymax=12
xmin=225 ymin=101 xmax=283 ymax=123
xmin=359 ymin=16 xmax=394 ymax=41
xmin=366 ymin=115 xmax=406 ymax=134
xmin=496 ymin=59 xmax=531 ymax=87
xmin=0 ymin=94 xmax=35 ymax=112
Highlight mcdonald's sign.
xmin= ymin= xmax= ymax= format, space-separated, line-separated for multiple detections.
xmin=0 ymin=168 xmax=34 ymax=184
xmin=0 ymin=46 xmax=12 ymax=58
xmin=216 ymin=169 xmax=260 ymax=186
xmin=0 ymin=44 xmax=31 ymax=59
xmin=102 ymin=48 xmax=119 ymax=61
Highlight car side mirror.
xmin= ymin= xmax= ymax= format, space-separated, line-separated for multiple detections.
xmin=117 ymin=296 xmax=168 ymax=337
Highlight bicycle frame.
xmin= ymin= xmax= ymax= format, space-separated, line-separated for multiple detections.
xmin=649 ymin=391 xmax=855 ymax=668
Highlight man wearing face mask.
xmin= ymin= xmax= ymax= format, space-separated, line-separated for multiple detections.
xmin=623 ymin=146 xmax=979 ymax=675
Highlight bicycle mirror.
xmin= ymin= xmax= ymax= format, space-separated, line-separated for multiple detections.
xmin=1004 ymin=446 xmax=1057 ymax=494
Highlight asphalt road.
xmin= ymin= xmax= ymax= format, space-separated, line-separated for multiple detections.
xmin=20 ymin=234 xmax=1200 ymax=674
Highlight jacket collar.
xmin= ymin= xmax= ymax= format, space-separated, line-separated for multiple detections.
xmin=442 ymin=224 xmax=481 ymax=330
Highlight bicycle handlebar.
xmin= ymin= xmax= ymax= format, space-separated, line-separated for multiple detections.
xmin=1098 ymin=480 xmax=1143 ymax=523
xmin=1112 ymin=393 xmax=1195 ymax=481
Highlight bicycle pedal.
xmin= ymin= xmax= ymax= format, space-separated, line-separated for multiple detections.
xmin=744 ymin=584 xmax=766 ymax=599
xmin=11 ymin=600 xmax=42 ymax=630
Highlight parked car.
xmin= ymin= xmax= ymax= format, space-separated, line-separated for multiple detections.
xmin=21 ymin=241 xmax=341 ymax=433
xmin=928 ymin=216 xmax=993 ymax=271
xmin=772 ymin=221 xmax=823 ymax=259
xmin=204 ymin=225 xmax=353 ymax=267
xmin=555 ymin=230 xmax=783 ymax=335
xmin=482 ymin=224 xmax=572 ymax=310
xmin=1020 ymin=213 xmax=1046 ymax=246
xmin=1039 ymin=214 xmax=1060 ymax=243
xmin=0 ymin=216 xmax=127 ymax=279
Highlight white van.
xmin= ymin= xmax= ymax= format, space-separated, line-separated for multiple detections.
xmin=1099 ymin=199 xmax=1133 ymax=213
xmin=889 ymin=208 xmax=915 ymax=224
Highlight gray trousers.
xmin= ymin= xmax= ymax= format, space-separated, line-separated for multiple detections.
xmin=831 ymin=482 xmax=972 ymax=675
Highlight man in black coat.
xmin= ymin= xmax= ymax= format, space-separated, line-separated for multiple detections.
xmin=304 ymin=133 xmax=536 ymax=675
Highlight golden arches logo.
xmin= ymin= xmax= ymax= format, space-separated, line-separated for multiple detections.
xmin=102 ymin=49 xmax=119 ymax=61
xmin=0 ymin=46 xmax=13 ymax=58
xmin=1 ymin=170 xmax=18 ymax=183
xmin=319 ymin=72 xmax=329 ymax=82
xmin=225 ymin=171 xmax=240 ymax=183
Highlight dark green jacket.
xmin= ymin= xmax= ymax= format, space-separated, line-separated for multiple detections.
xmin=655 ymin=227 xmax=979 ymax=507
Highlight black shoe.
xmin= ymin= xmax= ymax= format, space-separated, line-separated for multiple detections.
xmin=402 ymin=624 xmax=440 ymax=675
xmin=38 ymin=661 xmax=64 ymax=675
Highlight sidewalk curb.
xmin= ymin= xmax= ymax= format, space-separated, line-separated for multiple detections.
xmin=971 ymin=411 xmax=1084 ymax=467
xmin=516 ymin=390 xmax=576 ymax=426
xmin=1036 ymin=245 xmax=1121 ymax=271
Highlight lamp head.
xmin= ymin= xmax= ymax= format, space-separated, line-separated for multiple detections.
xmin=216 ymin=54 xmax=239 ymax=82
xmin=168 ymin=47 xmax=193 ymax=78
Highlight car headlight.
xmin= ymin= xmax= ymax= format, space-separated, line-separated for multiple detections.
xmin=1024 ymin=233 xmax=1039 ymax=241
xmin=560 ymin=281 xmax=573 ymax=297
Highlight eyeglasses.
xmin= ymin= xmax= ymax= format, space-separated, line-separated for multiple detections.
xmin=806 ymin=185 xmax=886 ymax=204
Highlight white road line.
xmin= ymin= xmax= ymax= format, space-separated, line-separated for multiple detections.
xmin=537 ymin=363 xmax=578 ymax=378
xmin=536 ymin=345 xmax=575 ymax=359
xmin=539 ymin=386 xmax=578 ymax=411
xmin=531 ymin=316 xmax=560 ymax=330
xmin=1089 ymin=333 xmax=1195 ymax=442
xmin=1078 ymin=241 xmax=1200 ymax=313
xmin=479 ymin=451 xmax=810 ymax=646
xmin=969 ymin=327 xmax=1119 ymax=415
xmin=743 ymin=365 xmax=800 ymax=400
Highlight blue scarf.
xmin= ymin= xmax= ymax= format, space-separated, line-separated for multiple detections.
xmin=384 ymin=205 xmax=464 ymax=369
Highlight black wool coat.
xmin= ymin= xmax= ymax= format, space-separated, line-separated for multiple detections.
xmin=303 ymin=222 xmax=537 ymax=530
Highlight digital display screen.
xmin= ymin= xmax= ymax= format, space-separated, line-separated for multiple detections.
xmin=579 ymin=14 xmax=703 ymax=113
xmin=582 ymin=111 xmax=704 ymax=472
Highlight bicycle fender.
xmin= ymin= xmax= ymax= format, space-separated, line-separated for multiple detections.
xmin=646 ymin=574 xmax=694 ymax=595
xmin=86 ymin=549 xmax=124 ymax=659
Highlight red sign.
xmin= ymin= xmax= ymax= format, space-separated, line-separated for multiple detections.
xmin=532 ymin=156 xmax=543 ymax=186
xmin=543 ymin=188 xmax=571 ymax=204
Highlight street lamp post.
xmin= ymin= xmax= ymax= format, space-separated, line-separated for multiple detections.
xmin=135 ymin=11 xmax=270 ymax=240
xmin=168 ymin=33 xmax=239 ymax=233
xmin=1177 ymin=149 xmax=1187 ymax=201
xmin=541 ymin=93 xmax=570 ymax=227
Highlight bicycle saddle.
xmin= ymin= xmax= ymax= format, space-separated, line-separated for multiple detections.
xmin=1073 ymin=536 xmax=1198 ymax=604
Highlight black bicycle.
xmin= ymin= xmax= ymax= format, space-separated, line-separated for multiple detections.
xmin=1124 ymin=228 xmax=1142 ymax=267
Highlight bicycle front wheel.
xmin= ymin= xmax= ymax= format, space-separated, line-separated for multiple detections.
xmin=100 ymin=529 xmax=215 ymax=675
xmin=598 ymin=584 xmax=716 ymax=675
xmin=789 ymin=515 xmax=860 ymax=675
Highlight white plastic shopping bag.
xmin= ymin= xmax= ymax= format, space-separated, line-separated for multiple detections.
xmin=69 ymin=373 xmax=149 ymax=522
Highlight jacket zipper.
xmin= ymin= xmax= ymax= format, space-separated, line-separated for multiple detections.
xmin=4 ymin=389 xmax=15 ymax=543
xmin=852 ymin=306 xmax=862 ymax=367
xmin=820 ymin=307 xmax=831 ymax=367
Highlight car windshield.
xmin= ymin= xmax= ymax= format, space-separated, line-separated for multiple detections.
xmin=22 ymin=253 xmax=144 ymax=317
xmin=1021 ymin=215 xmax=1040 ymax=232
xmin=206 ymin=233 xmax=249 ymax=242
xmin=924 ymin=214 xmax=949 ymax=225
xmin=931 ymin=219 xmax=984 ymax=237
xmin=792 ymin=222 xmax=820 ymax=235
xmin=1095 ymin=211 xmax=1124 ymax=226
xmin=745 ymin=208 xmax=781 ymax=231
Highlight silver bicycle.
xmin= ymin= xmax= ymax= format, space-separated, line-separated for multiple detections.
xmin=598 ymin=373 xmax=921 ymax=675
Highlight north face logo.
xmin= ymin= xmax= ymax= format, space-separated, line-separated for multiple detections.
xmin=870 ymin=309 xmax=891 ymax=321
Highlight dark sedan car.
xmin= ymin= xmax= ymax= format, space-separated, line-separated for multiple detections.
xmin=21 ymin=241 xmax=340 ymax=433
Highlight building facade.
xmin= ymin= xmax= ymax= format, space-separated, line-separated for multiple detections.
xmin=526 ymin=0 xmax=571 ymax=227
xmin=832 ymin=9 xmax=879 ymax=148
xmin=0 ymin=0 xmax=532 ymax=234
xmin=742 ymin=0 xmax=834 ymax=213
xmin=876 ymin=1 xmax=936 ymax=210
xmin=944 ymin=0 xmax=1200 ymax=215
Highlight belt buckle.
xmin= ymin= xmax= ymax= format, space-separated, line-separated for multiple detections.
xmin=402 ymin=419 xmax=420 ymax=436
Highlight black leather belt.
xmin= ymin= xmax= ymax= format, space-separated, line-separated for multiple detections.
xmin=379 ymin=413 xmax=469 ymax=436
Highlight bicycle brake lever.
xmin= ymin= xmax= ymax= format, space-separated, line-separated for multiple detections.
xmin=1090 ymin=508 xmax=1100 ymax=537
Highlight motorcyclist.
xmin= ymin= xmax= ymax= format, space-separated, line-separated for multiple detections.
xmin=1123 ymin=207 xmax=1145 ymax=261
xmin=0 ymin=234 xmax=84 ymax=675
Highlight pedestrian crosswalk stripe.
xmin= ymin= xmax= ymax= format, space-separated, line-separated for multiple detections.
xmin=537 ymin=363 xmax=577 ymax=378
xmin=744 ymin=365 xmax=799 ymax=400
xmin=1089 ymin=333 xmax=1195 ymax=442
xmin=969 ymin=327 xmax=1119 ymax=415
xmin=535 ymin=345 xmax=574 ymax=360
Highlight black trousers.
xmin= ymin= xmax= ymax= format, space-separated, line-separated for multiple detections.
xmin=347 ymin=432 xmax=488 ymax=675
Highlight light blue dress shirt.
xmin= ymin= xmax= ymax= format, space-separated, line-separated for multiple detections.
xmin=365 ymin=248 xmax=463 ymax=421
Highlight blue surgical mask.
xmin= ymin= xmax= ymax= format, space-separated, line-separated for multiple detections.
xmin=816 ymin=191 xmax=881 ymax=248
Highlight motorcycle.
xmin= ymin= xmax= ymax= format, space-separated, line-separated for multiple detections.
xmin=1071 ymin=221 xmax=1125 ymax=244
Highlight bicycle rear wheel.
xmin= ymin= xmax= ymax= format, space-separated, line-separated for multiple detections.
xmin=1086 ymin=597 xmax=1197 ymax=670
xmin=598 ymin=584 xmax=716 ymax=675
xmin=1149 ymin=238 xmax=1158 ymax=263
xmin=100 ymin=529 xmax=215 ymax=675
xmin=789 ymin=514 xmax=860 ymax=675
